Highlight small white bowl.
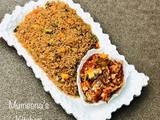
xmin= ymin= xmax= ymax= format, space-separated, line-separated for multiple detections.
xmin=77 ymin=48 xmax=129 ymax=106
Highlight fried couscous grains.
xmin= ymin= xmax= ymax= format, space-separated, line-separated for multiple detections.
xmin=15 ymin=1 xmax=99 ymax=96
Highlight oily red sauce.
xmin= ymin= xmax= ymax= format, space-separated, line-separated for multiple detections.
xmin=80 ymin=54 xmax=124 ymax=103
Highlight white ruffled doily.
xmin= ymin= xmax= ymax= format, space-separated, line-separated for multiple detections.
xmin=0 ymin=0 xmax=149 ymax=120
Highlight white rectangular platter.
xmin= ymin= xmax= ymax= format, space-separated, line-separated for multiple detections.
xmin=0 ymin=0 xmax=149 ymax=120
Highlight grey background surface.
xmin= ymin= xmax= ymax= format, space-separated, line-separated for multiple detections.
xmin=0 ymin=0 xmax=160 ymax=120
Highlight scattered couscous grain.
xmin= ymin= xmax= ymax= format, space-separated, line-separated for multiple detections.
xmin=15 ymin=1 xmax=99 ymax=96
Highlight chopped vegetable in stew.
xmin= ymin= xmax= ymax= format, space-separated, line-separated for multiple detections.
xmin=80 ymin=54 xmax=124 ymax=103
